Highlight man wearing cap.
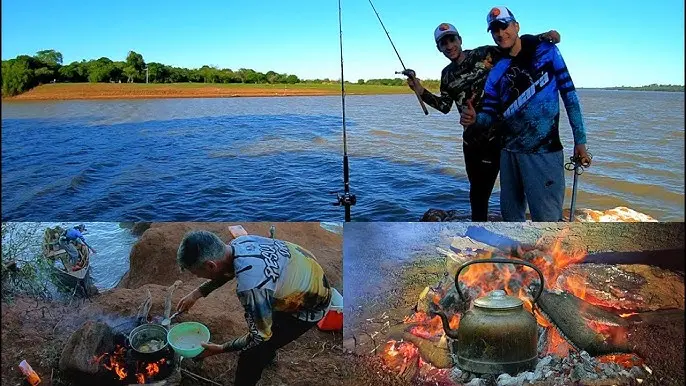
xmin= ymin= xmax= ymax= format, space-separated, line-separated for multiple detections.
xmin=460 ymin=6 xmax=591 ymax=222
xmin=59 ymin=224 xmax=96 ymax=269
xmin=407 ymin=22 xmax=560 ymax=222
xmin=174 ymin=230 xmax=333 ymax=386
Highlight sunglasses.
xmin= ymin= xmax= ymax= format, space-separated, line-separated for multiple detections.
xmin=488 ymin=21 xmax=511 ymax=32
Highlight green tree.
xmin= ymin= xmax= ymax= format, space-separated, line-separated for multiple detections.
xmin=265 ymin=71 xmax=279 ymax=84
xmin=146 ymin=62 xmax=168 ymax=83
xmin=199 ymin=65 xmax=220 ymax=83
xmin=1 ymin=58 xmax=35 ymax=96
xmin=34 ymin=49 xmax=63 ymax=66
xmin=219 ymin=69 xmax=237 ymax=83
xmin=58 ymin=61 xmax=88 ymax=82
xmin=125 ymin=51 xmax=145 ymax=82
xmin=86 ymin=57 xmax=117 ymax=83
xmin=1 ymin=223 xmax=53 ymax=303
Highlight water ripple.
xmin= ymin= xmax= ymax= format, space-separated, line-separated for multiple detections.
xmin=2 ymin=91 xmax=684 ymax=221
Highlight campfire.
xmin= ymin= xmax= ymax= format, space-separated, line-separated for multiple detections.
xmin=91 ymin=334 xmax=176 ymax=385
xmin=374 ymin=230 xmax=683 ymax=385
xmin=59 ymin=285 xmax=188 ymax=386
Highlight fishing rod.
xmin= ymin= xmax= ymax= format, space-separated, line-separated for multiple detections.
xmin=565 ymin=152 xmax=592 ymax=222
xmin=368 ymin=0 xmax=428 ymax=115
xmin=333 ymin=0 xmax=356 ymax=222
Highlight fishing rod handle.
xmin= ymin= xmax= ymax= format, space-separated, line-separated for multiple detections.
xmin=416 ymin=91 xmax=429 ymax=115
xmin=402 ymin=70 xmax=428 ymax=115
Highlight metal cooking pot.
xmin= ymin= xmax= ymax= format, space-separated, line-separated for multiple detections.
xmin=433 ymin=258 xmax=544 ymax=375
xmin=127 ymin=323 xmax=169 ymax=360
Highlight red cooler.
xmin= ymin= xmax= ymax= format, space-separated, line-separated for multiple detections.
xmin=317 ymin=288 xmax=343 ymax=331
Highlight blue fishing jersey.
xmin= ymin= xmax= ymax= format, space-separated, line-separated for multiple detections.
xmin=476 ymin=40 xmax=587 ymax=153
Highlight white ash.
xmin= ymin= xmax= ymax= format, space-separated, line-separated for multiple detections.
xmin=448 ymin=351 xmax=646 ymax=386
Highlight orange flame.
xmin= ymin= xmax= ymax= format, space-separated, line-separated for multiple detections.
xmin=381 ymin=340 xmax=420 ymax=377
xmin=92 ymin=344 xmax=168 ymax=383
xmin=564 ymin=275 xmax=587 ymax=299
xmin=597 ymin=353 xmax=644 ymax=369
xmin=534 ymin=308 xmax=551 ymax=327
xmin=585 ymin=319 xmax=629 ymax=347
xmin=409 ymin=314 xmax=444 ymax=339
xmin=381 ymin=231 xmax=651 ymax=378
xmin=449 ymin=314 xmax=460 ymax=330
xmin=546 ymin=327 xmax=573 ymax=357
xmin=146 ymin=362 xmax=160 ymax=376
xmin=94 ymin=345 xmax=128 ymax=380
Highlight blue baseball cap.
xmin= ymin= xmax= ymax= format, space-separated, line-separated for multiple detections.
xmin=487 ymin=6 xmax=517 ymax=31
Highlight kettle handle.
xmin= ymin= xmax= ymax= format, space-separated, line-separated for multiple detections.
xmin=455 ymin=258 xmax=545 ymax=305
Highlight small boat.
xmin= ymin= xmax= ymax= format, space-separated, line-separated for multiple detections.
xmin=42 ymin=226 xmax=97 ymax=296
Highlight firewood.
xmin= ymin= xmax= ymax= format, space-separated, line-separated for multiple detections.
xmin=537 ymin=290 xmax=631 ymax=356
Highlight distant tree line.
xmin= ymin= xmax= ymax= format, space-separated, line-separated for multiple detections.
xmin=1 ymin=49 xmax=438 ymax=97
xmin=603 ymin=84 xmax=684 ymax=92
xmin=356 ymin=77 xmax=440 ymax=90
xmin=1 ymin=49 xmax=306 ymax=97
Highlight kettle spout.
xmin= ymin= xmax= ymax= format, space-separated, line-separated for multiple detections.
xmin=431 ymin=310 xmax=460 ymax=339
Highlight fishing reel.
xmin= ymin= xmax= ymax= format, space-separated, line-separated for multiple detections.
xmin=395 ymin=69 xmax=416 ymax=78
xmin=564 ymin=152 xmax=593 ymax=175
xmin=332 ymin=191 xmax=357 ymax=207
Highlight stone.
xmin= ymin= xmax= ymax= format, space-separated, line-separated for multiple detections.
xmin=536 ymin=355 xmax=554 ymax=371
xmin=570 ymin=364 xmax=588 ymax=382
xmin=496 ymin=373 xmax=523 ymax=386
xmin=59 ymin=321 xmax=115 ymax=374
xmin=521 ymin=371 xmax=536 ymax=382
xmin=450 ymin=367 xmax=463 ymax=381
xmin=465 ymin=378 xmax=485 ymax=386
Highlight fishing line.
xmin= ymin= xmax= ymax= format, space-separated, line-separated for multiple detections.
xmin=367 ymin=0 xmax=428 ymax=115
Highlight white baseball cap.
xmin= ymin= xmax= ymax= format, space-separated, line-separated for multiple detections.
xmin=486 ymin=6 xmax=517 ymax=31
xmin=434 ymin=23 xmax=460 ymax=43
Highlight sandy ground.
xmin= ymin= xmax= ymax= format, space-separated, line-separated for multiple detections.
xmin=2 ymin=83 xmax=407 ymax=101
xmin=1 ymin=222 xmax=344 ymax=386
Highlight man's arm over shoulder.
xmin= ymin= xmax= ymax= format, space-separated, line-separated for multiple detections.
xmin=549 ymin=45 xmax=586 ymax=145
xmin=222 ymin=288 xmax=274 ymax=352
xmin=474 ymin=65 xmax=502 ymax=129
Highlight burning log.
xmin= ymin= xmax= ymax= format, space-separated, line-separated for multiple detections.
xmin=537 ymin=290 xmax=631 ymax=356
xmin=558 ymin=263 xmax=685 ymax=312
xmin=415 ymin=276 xmax=470 ymax=317
xmin=385 ymin=322 xmax=452 ymax=369
xmin=59 ymin=321 xmax=116 ymax=375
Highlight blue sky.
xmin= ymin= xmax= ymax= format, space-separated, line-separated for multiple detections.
xmin=2 ymin=0 xmax=684 ymax=87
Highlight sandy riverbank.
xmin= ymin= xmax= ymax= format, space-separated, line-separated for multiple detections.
xmin=2 ymin=82 xmax=412 ymax=101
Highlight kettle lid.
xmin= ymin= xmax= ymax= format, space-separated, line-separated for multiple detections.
xmin=473 ymin=289 xmax=523 ymax=310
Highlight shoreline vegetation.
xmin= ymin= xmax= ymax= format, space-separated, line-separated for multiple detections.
xmin=3 ymin=82 xmax=683 ymax=101
xmin=2 ymin=49 xmax=682 ymax=100
xmin=0 ymin=48 xmax=441 ymax=100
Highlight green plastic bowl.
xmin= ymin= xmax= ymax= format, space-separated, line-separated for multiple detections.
xmin=167 ymin=322 xmax=211 ymax=358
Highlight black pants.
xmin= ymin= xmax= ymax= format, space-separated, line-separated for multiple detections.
xmin=234 ymin=312 xmax=317 ymax=386
xmin=463 ymin=141 xmax=501 ymax=222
